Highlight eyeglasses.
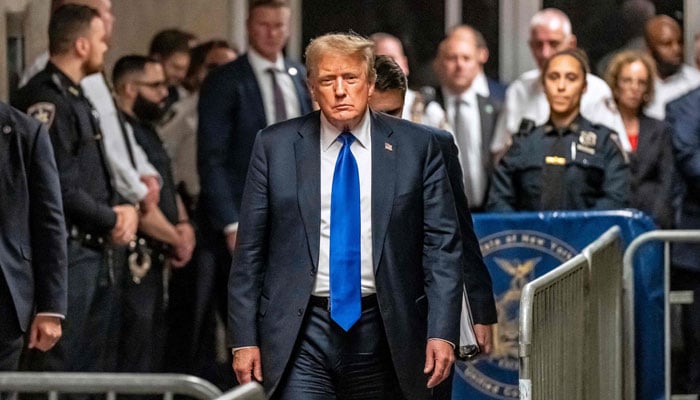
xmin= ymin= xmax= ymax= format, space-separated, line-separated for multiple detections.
xmin=618 ymin=77 xmax=648 ymax=89
xmin=134 ymin=80 xmax=168 ymax=89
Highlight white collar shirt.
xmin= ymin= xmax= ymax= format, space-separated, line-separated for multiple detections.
xmin=645 ymin=64 xmax=700 ymax=119
xmin=492 ymin=68 xmax=630 ymax=153
xmin=248 ymin=47 xmax=302 ymax=126
xmin=314 ymin=109 xmax=374 ymax=296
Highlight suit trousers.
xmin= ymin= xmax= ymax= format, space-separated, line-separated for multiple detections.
xmin=274 ymin=302 xmax=405 ymax=400
xmin=0 ymin=270 xmax=23 ymax=371
xmin=23 ymin=240 xmax=120 ymax=373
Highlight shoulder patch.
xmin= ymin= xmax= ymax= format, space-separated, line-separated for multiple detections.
xmin=27 ymin=102 xmax=56 ymax=128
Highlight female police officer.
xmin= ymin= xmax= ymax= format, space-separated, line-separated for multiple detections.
xmin=487 ymin=49 xmax=629 ymax=211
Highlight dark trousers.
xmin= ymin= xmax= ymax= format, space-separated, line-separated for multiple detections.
xmin=0 ymin=271 xmax=23 ymax=371
xmin=167 ymin=208 xmax=236 ymax=390
xmin=118 ymin=255 xmax=166 ymax=373
xmin=274 ymin=303 xmax=405 ymax=400
xmin=672 ymin=267 xmax=700 ymax=394
xmin=23 ymin=241 xmax=119 ymax=373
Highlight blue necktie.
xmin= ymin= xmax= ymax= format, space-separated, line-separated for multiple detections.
xmin=329 ymin=131 xmax=362 ymax=331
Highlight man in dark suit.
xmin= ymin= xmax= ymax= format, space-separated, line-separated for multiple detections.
xmin=370 ymin=54 xmax=496 ymax=353
xmin=196 ymin=2 xmax=311 ymax=383
xmin=0 ymin=101 xmax=67 ymax=373
xmin=666 ymin=88 xmax=700 ymax=393
xmin=424 ymin=25 xmax=504 ymax=212
xmin=228 ymin=33 xmax=464 ymax=399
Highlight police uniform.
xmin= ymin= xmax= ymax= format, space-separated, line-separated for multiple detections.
xmin=487 ymin=115 xmax=630 ymax=211
xmin=119 ymin=113 xmax=180 ymax=373
xmin=12 ymin=62 xmax=122 ymax=373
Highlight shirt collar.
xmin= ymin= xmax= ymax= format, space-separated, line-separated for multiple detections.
xmin=46 ymin=61 xmax=84 ymax=97
xmin=320 ymin=108 xmax=371 ymax=151
xmin=441 ymin=72 xmax=489 ymax=105
xmin=248 ymin=47 xmax=286 ymax=75
xmin=543 ymin=113 xmax=584 ymax=136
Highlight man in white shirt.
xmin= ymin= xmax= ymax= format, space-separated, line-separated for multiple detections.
xmin=644 ymin=15 xmax=700 ymax=119
xmin=424 ymin=26 xmax=503 ymax=211
xmin=493 ymin=8 xmax=629 ymax=153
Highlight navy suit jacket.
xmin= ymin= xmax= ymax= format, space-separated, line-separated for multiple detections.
xmin=666 ymin=89 xmax=700 ymax=269
xmin=228 ymin=110 xmax=464 ymax=399
xmin=197 ymin=54 xmax=313 ymax=232
xmin=0 ymin=102 xmax=67 ymax=334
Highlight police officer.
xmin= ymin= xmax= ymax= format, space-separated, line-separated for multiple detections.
xmin=12 ymin=4 xmax=138 ymax=373
xmin=487 ymin=49 xmax=629 ymax=211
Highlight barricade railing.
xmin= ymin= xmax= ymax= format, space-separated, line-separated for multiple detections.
xmin=0 ymin=372 xmax=222 ymax=400
xmin=519 ymin=226 xmax=622 ymax=400
xmin=213 ymin=382 xmax=265 ymax=400
xmin=622 ymin=230 xmax=700 ymax=400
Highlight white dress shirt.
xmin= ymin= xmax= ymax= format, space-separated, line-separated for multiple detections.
xmin=247 ymin=48 xmax=302 ymax=126
xmin=313 ymin=109 xmax=374 ymax=297
xmin=645 ymin=64 xmax=700 ymax=120
xmin=492 ymin=68 xmax=630 ymax=153
xmin=158 ymin=92 xmax=200 ymax=197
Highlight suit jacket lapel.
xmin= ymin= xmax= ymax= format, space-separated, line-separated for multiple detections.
xmin=241 ymin=55 xmax=268 ymax=126
xmin=635 ymin=116 xmax=655 ymax=178
xmin=295 ymin=112 xmax=321 ymax=271
xmin=370 ymin=112 xmax=396 ymax=272
xmin=477 ymin=95 xmax=495 ymax=169
xmin=284 ymin=60 xmax=312 ymax=115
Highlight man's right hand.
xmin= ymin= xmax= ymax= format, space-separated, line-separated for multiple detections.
xmin=111 ymin=205 xmax=139 ymax=245
xmin=226 ymin=230 xmax=237 ymax=254
xmin=232 ymin=347 xmax=263 ymax=384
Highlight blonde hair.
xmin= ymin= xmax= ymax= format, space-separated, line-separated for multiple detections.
xmin=604 ymin=50 xmax=656 ymax=109
xmin=305 ymin=32 xmax=376 ymax=83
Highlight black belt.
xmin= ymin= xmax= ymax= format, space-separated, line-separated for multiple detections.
xmin=309 ymin=294 xmax=378 ymax=312
xmin=69 ymin=225 xmax=108 ymax=251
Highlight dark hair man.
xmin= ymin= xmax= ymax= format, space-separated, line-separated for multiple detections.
xmin=13 ymin=4 xmax=138 ymax=373
xmin=112 ymin=55 xmax=195 ymax=373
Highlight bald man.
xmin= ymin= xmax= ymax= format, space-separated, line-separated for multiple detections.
xmin=492 ymin=8 xmax=629 ymax=153
xmin=644 ymin=15 xmax=700 ymax=119
xmin=423 ymin=25 xmax=503 ymax=212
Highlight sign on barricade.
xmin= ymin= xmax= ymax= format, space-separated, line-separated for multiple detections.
xmin=453 ymin=210 xmax=662 ymax=400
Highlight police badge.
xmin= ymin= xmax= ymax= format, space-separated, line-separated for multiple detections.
xmin=27 ymin=102 xmax=56 ymax=128
xmin=578 ymin=130 xmax=597 ymax=147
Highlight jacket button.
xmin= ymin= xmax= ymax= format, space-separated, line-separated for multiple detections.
xmin=297 ymin=308 xmax=303 ymax=316
xmin=2 ymin=125 xmax=11 ymax=134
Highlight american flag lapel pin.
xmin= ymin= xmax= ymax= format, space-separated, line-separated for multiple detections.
xmin=385 ymin=142 xmax=393 ymax=151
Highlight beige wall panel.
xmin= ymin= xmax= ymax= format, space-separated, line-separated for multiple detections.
xmin=108 ymin=0 xmax=232 ymax=69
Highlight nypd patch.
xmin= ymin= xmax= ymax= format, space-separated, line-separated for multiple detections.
xmin=27 ymin=102 xmax=56 ymax=128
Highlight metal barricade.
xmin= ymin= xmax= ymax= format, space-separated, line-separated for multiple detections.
xmin=622 ymin=230 xmax=700 ymax=400
xmin=519 ymin=226 xmax=623 ymax=400
xmin=213 ymin=383 xmax=264 ymax=400
xmin=0 ymin=373 xmax=222 ymax=400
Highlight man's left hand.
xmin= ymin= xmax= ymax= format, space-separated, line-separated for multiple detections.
xmin=28 ymin=315 xmax=62 ymax=352
xmin=423 ymin=339 xmax=455 ymax=388
xmin=474 ymin=324 xmax=494 ymax=354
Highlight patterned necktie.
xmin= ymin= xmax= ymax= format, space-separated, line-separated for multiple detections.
xmin=267 ymin=68 xmax=287 ymax=123
xmin=329 ymin=131 xmax=362 ymax=331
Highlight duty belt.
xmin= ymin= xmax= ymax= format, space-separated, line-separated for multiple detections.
xmin=69 ymin=225 xmax=108 ymax=251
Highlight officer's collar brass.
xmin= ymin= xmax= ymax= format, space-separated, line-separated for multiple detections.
xmin=543 ymin=114 xmax=583 ymax=136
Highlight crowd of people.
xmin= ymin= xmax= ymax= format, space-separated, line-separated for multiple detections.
xmin=2 ymin=0 xmax=700 ymax=398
